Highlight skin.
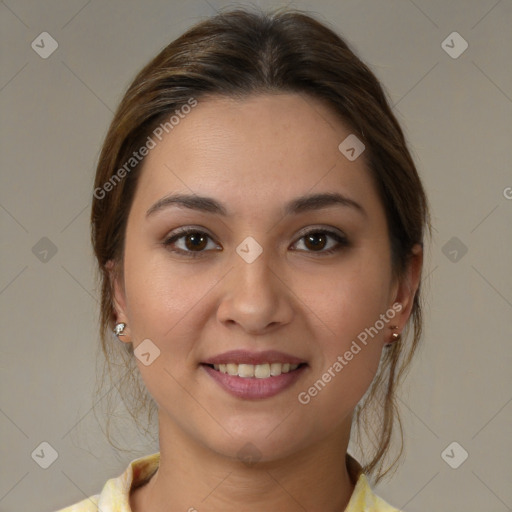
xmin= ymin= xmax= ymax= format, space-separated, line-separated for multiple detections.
xmin=108 ymin=93 xmax=422 ymax=512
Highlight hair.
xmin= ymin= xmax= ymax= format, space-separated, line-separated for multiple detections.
xmin=91 ymin=6 xmax=431 ymax=483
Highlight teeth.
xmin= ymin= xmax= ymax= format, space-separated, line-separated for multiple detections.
xmin=226 ymin=363 xmax=238 ymax=376
xmin=212 ymin=362 xmax=300 ymax=378
xmin=254 ymin=363 xmax=270 ymax=379
xmin=270 ymin=363 xmax=282 ymax=376
xmin=238 ymin=364 xmax=254 ymax=378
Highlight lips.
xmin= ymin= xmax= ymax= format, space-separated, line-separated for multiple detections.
xmin=201 ymin=350 xmax=308 ymax=399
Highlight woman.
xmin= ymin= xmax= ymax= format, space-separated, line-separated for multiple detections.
xmin=57 ymin=6 xmax=430 ymax=511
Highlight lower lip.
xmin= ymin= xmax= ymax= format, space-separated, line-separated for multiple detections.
xmin=202 ymin=364 xmax=307 ymax=399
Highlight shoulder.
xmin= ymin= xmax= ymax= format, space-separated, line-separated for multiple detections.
xmin=52 ymin=452 xmax=160 ymax=512
xmin=54 ymin=495 xmax=99 ymax=512
xmin=345 ymin=455 xmax=402 ymax=512
xmin=350 ymin=473 xmax=403 ymax=512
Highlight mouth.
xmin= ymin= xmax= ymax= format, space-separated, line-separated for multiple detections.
xmin=202 ymin=362 xmax=307 ymax=379
xmin=200 ymin=350 xmax=308 ymax=399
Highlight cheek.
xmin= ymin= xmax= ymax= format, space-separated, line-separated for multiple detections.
xmin=292 ymin=253 xmax=391 ymax=413
xmin=301 ymin=252 xmax=392 ymax=343
xmin=122 ymin=242 xmax=217 ymax=341
xmin=121 ymin=249 xmax=217 ymax=403
xmin=294 ymin=271 xmax=389 ymax=423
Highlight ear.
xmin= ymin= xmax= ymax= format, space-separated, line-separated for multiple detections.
xmin=105 ymin=259 xmax=132 ymax=343
xmin=389 ymin=243 xmax=423 ymax=335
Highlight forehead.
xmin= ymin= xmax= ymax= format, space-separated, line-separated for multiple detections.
xmin=130 ymin=93 xmax=380 ymax=219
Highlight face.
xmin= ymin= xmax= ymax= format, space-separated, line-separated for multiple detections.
xmin=110 ymin=93 xmax=420 ymax=463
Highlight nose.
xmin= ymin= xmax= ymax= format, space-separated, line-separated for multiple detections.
xmin=216 ymin=247 xmax=294 ymax=336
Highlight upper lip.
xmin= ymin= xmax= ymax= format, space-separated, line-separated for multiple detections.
xmin=202 ymin=350 xmax=306 ymax=366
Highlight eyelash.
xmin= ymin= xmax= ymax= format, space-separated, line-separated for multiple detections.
xmin=162 ymin=227 xmax=349 ymax=258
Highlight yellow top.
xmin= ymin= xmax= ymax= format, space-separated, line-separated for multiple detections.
xmin=55 ymin=452 xmax=401 ymax=511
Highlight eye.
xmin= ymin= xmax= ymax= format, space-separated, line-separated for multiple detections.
xmin=291 ymin=228 xmax=349 ymax=255
xmin=163 ymin=226 xmax=349 ymax=258
xmin=163 ymin=228 xmax=220 ymax=257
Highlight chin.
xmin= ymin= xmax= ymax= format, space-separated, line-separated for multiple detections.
xmin=201 ymin=419 xmax=316 ymax=465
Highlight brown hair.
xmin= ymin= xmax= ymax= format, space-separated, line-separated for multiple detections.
xmin=91 ymin=6 xmax=431 ymax=482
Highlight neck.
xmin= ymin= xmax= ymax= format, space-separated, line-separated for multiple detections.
xmin=131 ymin=412 xmax=356 ymax=512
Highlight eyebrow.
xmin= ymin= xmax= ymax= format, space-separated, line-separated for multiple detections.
xmin=145 ymin=192 xmax=366 ymax=218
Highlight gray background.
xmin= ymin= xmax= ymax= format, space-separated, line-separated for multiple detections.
xmin=1 ymin=1 xmax=511 ymax=511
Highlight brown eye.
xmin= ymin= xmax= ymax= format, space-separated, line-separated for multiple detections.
xmin=292 ymin=229 xmax=349 ymax=255
xmin=184 ymin=232 xmax=208 ymax=251
xmin=304 ymin=232 xmax=328 ymax=251
xmin=163 ymin=228 xmax=220 ymax=257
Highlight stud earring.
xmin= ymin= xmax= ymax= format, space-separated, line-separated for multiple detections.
xmin=114 ymin=322 xmax=127 ymax=337
xmin=389 ymin=325 xmax=401 ymax=342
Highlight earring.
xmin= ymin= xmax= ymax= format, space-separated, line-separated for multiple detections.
xmin=389 ymin=325 xmax=401 ymax=343
xmin=114 ymin=322 xmax=127 ymax=337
